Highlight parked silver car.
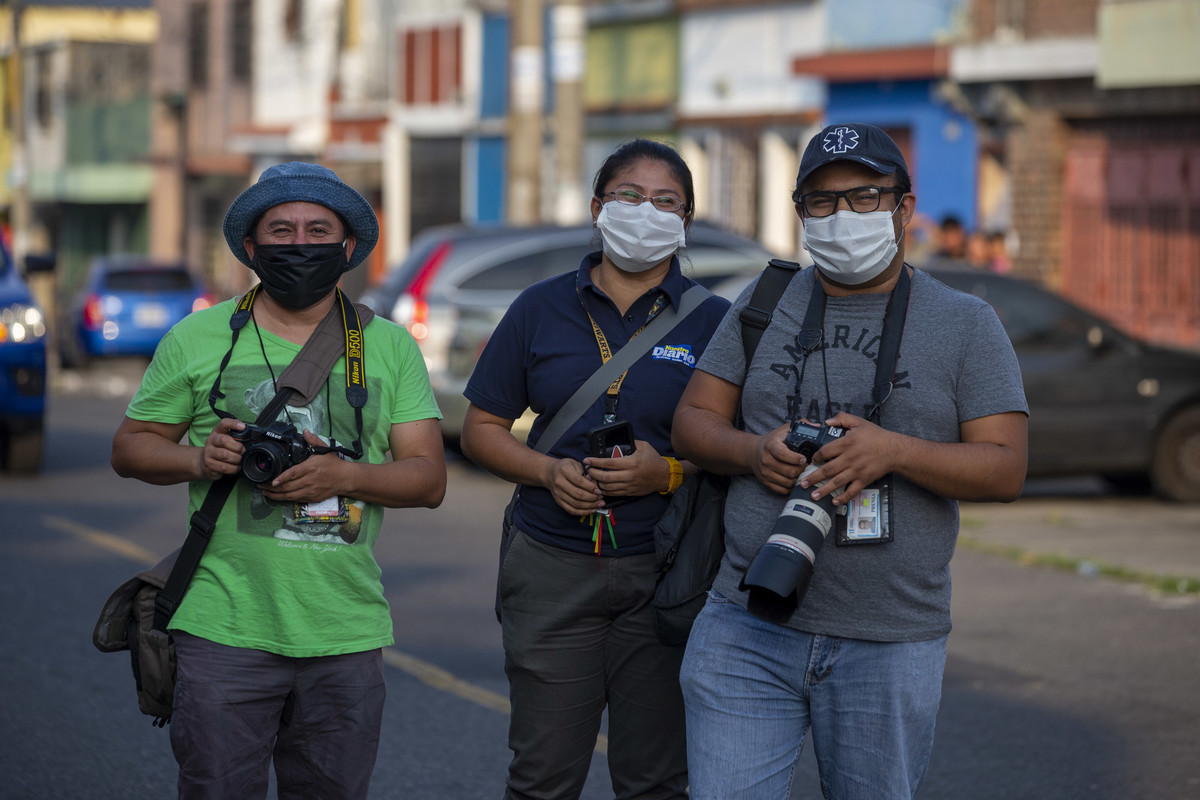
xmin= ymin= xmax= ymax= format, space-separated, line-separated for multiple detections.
xmin=358 ymin=221 xmax=777 ymax=441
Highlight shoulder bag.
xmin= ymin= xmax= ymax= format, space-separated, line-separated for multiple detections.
xmin=650 ymin=259 xmax=800 ymax=645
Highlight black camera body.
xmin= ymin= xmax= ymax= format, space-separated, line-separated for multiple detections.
xmin=784 ymin=419 xmax=844 ymax=460
xmin=231 ymin=420 xmax=313 ymax=483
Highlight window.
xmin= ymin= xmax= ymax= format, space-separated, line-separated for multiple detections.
xmin=35 ymin=50 xmax=53 ymax=129
xmin=456 ymin=246 xmax=588 ymax=292
xmin=188 ymin=2 xmax=209 ymax=89
xmin=231 ymin=0 xmax=253 ymax=82
xmin=398 ymin=24 xmax=462 ymax=105
xmin=102 ymin=269 xmax=196 ymax=293
xmin=285 ymin=0 xmax=303 ymax=43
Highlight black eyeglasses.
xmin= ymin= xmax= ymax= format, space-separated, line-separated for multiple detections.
xmin=603 ymin=190 xmax=687 ymax=214
xmin=796 ymin=186 xmax=905 ymax=218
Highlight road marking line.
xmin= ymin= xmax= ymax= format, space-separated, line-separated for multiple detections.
xmin=49 ymin=513 xmax=612 ymax=756
xmin=44 ymin=515 xmax=159 ymax=566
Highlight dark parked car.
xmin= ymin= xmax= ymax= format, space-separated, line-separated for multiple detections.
xmin=61 ymin=256 xmax=214 ymax=365
xmin=930 ymin=266 xmax=1200 ymax=503
xmin=598 ymin=261 xmax=1200 ymax=503
xmin=359 ymin=221 xmax=777 ymax=439
xmin=0 ymin=240 xmax=48 ymax=473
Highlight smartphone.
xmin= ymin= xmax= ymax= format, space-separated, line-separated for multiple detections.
xmin=588 ymin=421 xmax=637 ymax=459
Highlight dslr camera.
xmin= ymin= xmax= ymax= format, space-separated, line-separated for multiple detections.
xmin=741 ymin=420 xmax=845 ymax=620
xmin=231 ymin=420 xmax=314 ymax=483
xmin=784 ymin=418 xmax=844 ymax=460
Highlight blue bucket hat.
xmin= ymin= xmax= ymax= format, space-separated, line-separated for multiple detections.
xmin=222 ymin=162 xmax=379 ymax=270
xmin=795 ymin=123 xmax=909 ymax=191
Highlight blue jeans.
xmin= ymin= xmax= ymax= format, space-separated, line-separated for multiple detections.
xmin=679 ymin=591 xmax=946 ymax=800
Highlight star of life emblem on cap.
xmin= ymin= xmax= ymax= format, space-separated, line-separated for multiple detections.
xmin=823 ymin=126 xmax=860 ymax=154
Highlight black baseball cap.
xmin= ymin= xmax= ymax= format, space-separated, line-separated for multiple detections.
xmin=795 ymin=123 xmax=908 ymax=190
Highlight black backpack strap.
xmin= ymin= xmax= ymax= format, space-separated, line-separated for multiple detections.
xmin=739 ymin=258 xmax=801 ymax=365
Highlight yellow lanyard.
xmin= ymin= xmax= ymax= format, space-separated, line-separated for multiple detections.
xmin=581 ymin=292 xmax=668 ymax=423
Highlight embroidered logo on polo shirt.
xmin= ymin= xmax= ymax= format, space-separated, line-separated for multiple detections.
xmin=653 ymin=344 xmax=696 ymax=368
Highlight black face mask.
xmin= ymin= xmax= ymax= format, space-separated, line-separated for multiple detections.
xmin=250 ymin=242 xmax=348 ymax=310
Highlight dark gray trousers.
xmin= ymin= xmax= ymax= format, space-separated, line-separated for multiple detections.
xmin=499 ymin=528 xmax=688 ymax=800
xmin=170 ymin=631 xmax=386 ymax=800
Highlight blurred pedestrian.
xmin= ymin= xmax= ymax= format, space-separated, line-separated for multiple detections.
xmin=111 ymin=162 xmax=447 ymax=799
xmin=935 ymin=213 xmax=967 ymax=259
xmin=966 ymin=230 xmax=990 ymax=268
xmin=987 ymin=230 xmax=1013 ymax=273
xmin=460 ymin=139 xmax=731 ymax=799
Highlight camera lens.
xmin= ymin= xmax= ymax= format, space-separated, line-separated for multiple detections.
xmin=242 ymin=441 xmax=285 ymax=484
xmin=741 ymin=464 xmax=836 ymax=621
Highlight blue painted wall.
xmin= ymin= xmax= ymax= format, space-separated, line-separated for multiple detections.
xmin=473 ymin=136 xmax=506 ymax=224
xmin=481 ymin=13 xmax=509 ymax=119
xmin=476 ymin=14 xmax=509 ymax=223
xmin=826 ymin=80 xmax=977 ymax=232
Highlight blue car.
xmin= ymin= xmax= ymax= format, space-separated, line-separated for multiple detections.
xmin=0 ymin=239 xmax=48 ymax=473
xmin=63 ymin=256 xmax=213 ymax=363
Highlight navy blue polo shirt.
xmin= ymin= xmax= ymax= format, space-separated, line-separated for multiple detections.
xmin=464 ymin=251 xmax=732 ymax=556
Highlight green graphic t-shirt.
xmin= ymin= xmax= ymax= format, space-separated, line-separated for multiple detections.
xmin=126 ymin=298 xmax=441 ymax=657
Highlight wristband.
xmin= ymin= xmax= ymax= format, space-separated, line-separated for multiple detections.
xmin=660 ymin=456 xmax=684 ymax=494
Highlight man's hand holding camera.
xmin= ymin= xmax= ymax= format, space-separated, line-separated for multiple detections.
xmin=753 ymin=423 xmax=811 ymax=496
xmin=201 ymin=418 xmax=347 ymax=503
xmin=258 ymin=428 xmax=345 ymax=504
xmin=200 ymin=418 xmax=251 ymax=480
xmin=796 ymin=412 xmax=900 ymax=505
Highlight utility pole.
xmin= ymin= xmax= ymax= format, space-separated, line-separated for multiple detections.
xmin=551 ymin=0 xmax=585 ymax=224
xmin=7 ymin=0 xmax=30 ymax=270
xmin=506 ymin=0 xmax=543 ymax=224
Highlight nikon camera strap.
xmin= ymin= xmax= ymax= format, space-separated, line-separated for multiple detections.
xmin=153 ymin=287 xmax=374 ymax=633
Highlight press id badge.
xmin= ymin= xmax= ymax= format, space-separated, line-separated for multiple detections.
xmin=294 ymin=495 xmax=350 ymax=524
xmin=835 ymin=478 xmax=893 ymax=546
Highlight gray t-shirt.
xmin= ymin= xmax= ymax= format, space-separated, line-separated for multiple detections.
xmin=699 ymin=266 xmax=1028 ymax=642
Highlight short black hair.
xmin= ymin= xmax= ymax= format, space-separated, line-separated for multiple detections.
xmin=939 ymin=214 xmax=963 ymax=231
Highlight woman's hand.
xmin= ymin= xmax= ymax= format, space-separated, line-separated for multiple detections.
xmin=542 ymin=457 xmax=604 ymax=516
xmin=582 ymin=439 xmax=668 ymax=497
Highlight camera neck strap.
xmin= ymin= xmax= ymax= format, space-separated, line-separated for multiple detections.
xmin=208 ymin=285 xmax=372 ymax=460
xmin=798 ymin=264 xmax=911 ymax=424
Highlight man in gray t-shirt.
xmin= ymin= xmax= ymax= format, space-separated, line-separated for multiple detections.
xmin=673 ymin=123 xmax=1028 ymax=800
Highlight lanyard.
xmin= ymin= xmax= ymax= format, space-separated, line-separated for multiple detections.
xmin=795 ymin=265 xmax=911 ymax=424
xmin=578 ymin=284 xmax=668 ymax=423
xmin=208 ymin=285 xmax=368 ymax=460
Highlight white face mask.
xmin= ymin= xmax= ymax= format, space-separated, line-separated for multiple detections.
xmin=803 ymin=206 xmax=903 ymax=285
xmin=596 ymin=200 xmax=686 ymax=273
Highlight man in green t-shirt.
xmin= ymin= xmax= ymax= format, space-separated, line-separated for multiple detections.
xmin=112 ymin=162 xmax=446 ymax=798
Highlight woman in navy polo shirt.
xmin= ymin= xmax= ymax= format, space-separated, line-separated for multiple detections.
xmin=461 ymin=139 xmax=731 ymax=799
